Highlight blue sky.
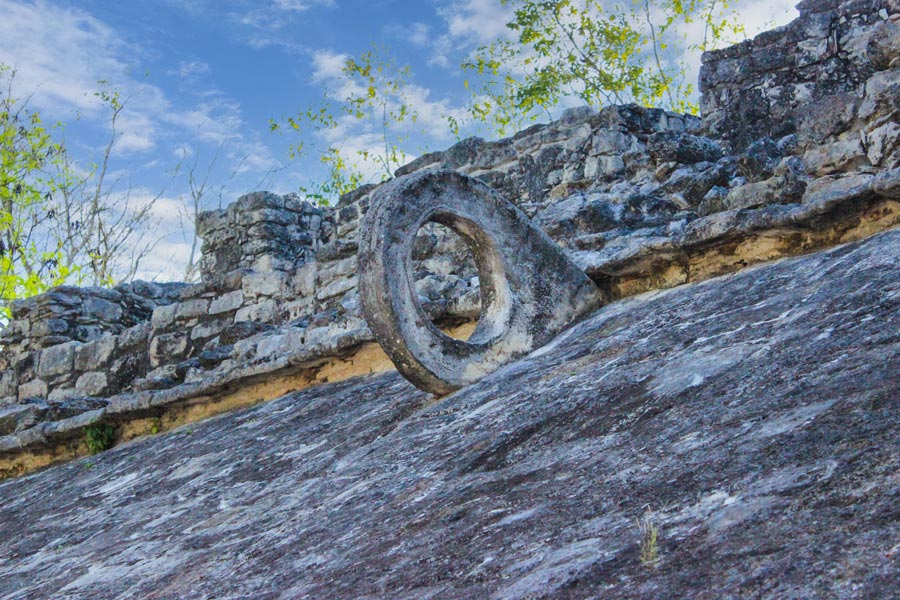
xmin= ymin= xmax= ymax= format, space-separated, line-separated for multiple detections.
xmin=0 ymin=0 xmax=798 ymax=281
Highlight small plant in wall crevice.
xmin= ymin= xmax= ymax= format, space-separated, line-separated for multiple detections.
xmin=638 ymin=512 xmax=660 ymax=566
xmin=84 ymin=423 xmax=116 ymax=455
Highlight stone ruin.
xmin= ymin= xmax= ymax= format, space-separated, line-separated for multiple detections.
xmin=358 ymin=169 xmax=604 ymax=395
xmin=1 ymin=0 xmax=899 ymax=477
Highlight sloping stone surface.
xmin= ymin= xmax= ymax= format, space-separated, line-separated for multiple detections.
xmin=1 ymin=230 xmax=899 ymax=599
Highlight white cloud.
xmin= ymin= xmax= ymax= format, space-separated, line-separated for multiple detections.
xmin=274 ymin=0 xmax=336 ymax=12
xmin=409 ymin=22 xmax=431 ymax=47
xmin=0 ymin=0 xmax=127 ymax=116
xmin=311 ymin=50 xmax=349 ymax=82
xmin=173 ymin=60 xmax=211 ymax=79
xmin=439 ymin=0 xmax=515 ymax=44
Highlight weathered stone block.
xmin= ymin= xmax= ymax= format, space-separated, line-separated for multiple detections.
xmin=196 ymin=208 xmax=228 ymax=237
xmin=866 ymin=18 xmax=900 ymax=69
xmin=31 ymin=318 xmax=69 ymax=338
xmin=209 ymin=290 xmax=245 ymax=315
xmin=242 ymin=271 xmax=288 ymax=299
xmin=255 ymin=329 xmax=306 ymax=360
xmin=175 ymin=299 xmax=210 ymax=320
xmin=648 ymin=131 xmax=723 ymax=165
xmin=0 ymin=370 xmax=17 ymax=398
xmin=18 ymin=378 xmax=47 ymax=400
xmin=74 ymin=336 xmax=117 ymax=372
xmin=82 ymin=296 xmax=123 ymax=322
xmin=316 ymin=276 xmax=357 ymax=301
xmin=47 ymin=387 xmax=78 ymax=402
xmin=0 ymin=404 xmax=40 ymax=435
xmin=251 ymin=254 xmax=293 ymax=273
xmin=151 ymin=303 xmax=179 ymax=330
xmin=191 ymin=319 xmax=230 ymax=341
xmin=802 ymin=137 xmax=867 ymax=176
xmin=873 ymin=167 xmax=900 ymax=198
xmin=317 ymin=256 xmax=356 ymax=284
xmin=864 ymin=121 xmax=900 ymax=166
xmin=292 ymin=263 xmax=317 ymax=297
xmin=119 ymin=323 xmax=151 ymax=349
xmin=36 ymin=341 xmax=79 ymax=378
xmin=76 ymin=372 xmax=108 ymax=397
xmin=149 ymin=332 xmax=190 ymax=368
xmin=234 ymin=300 xmax=277 ymax=324
xmin=802 ymin=173 xmax=875 ymax=209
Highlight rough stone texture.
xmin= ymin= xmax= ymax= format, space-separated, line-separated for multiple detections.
xmin=0 ymin=0 xmax=899 ymax=473
xmin=359 ymin=170 xmax=603 ymax=394
xmin=1 ymin=229 xmax=898 ymax=598
xmin=700 ymin=0 xmax=896 ymax=152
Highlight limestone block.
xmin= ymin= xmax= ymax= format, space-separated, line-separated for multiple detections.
xmin=336 ymin=222 xmax=358 ymax=239
xmin=722 ymin=180 xmax=777 ymax=211
xmin=196 ymin=208 xmax=228 ymax=238
xmin=48 ymin=387 xmax=78 ymax=402
xmin=82 ymin=296 xmax=123 ymax=322
xmin=74 ymin=336 xmax=117 ymax=371
xmin=151 ymin=303 xmax=179 ymax=330
xmin=317 ymin=256 xmax=357 ymax=286
xmin=867 ymin=18 xmax=900 ymax=69
xmin=234 ymin=299 xmax=277 ymax=324
xmin=864 ymin=121 xmax=900 ymax=166
xmin=235 ymin=208 xmax=294 ymax=227
xmin=358 ymin=169 xmax=604 ymax=395
xmin=280 ymin=299 xmax=314 ymax=323
xmin=802 ymin=173 xmax=875 ymax=210
xmin=589 ymin=130 xmax=633 ymax=155
xmin=242 ymin=271 xmax=288 ymax=299
xmin=0 ymin=404 xmax=40 ymax=435
xmin=36 ymin=341 xmax=79 ymax=378
xmin=795 ymin=92 xmax=859 ymax=147
xmin=0 ymin=370 xmax=17 ymax=398
xmin=316 ymin=276 xmax=357 ymax=301
xmin=251 ymin=254 xmax=292 ymax=273
xmin=119 ymin=323 xmax=151 ymax=349
xmin=18 ymin=378 xmax=47 ymax=400
xmin=858 ymin=69 xmax=900 ymax=122
xmin=191 ymin=319 xmax=230 ymax=341
xmin=76 ymin=372 xmax=109 ymax=397
xmin=802 ymin=137 xmax=866 ymax=176
xmin=31 ymin=318 xmax=69 ymax=338
xmin=292 ymin=263 xmax=317 ymax=297
xmin=873 ymin=167 xmax=900 ymax=198
xmin=255 ymin=329 xmax=306 ymax=360
xmin=149 ymin=332 xmax=190 ymax=368
xmin=648 ymin=131 xmax=723 ymax=165
xmin=175 ymin=299 xmax=210 ymax=320
xmin=209 ymin=290 xmax=245 ymax=315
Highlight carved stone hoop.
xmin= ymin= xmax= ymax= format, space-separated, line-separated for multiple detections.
xmin=358 ymin=170 xmax=604 ymax=395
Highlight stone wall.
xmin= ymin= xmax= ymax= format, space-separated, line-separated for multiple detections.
xmin=1 ymin=0 xmax=899 ymax=477
xmin=701 ymin=0 xmax=898 ymax=152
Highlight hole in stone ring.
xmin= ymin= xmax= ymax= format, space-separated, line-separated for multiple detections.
xmin=411 ymin=220 xmax=482 ymax=340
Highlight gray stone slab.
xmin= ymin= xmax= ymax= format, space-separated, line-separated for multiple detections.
xmin=1 ymin=229 xmax=898 ymax=598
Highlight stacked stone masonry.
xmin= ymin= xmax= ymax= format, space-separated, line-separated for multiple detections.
xmin=1 ymin=0 xmax=899 ymax=468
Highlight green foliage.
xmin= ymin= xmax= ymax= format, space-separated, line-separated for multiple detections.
xmin=84 ymin=423 xmax=116 ymax=454
xmin=273 ymin=1 xmax=746 ymax=204
xmin=1 ymin=64 xmax=160 ymax=318
xmin=273 ymin=47 xmax=420 ymax=205
xmin=463 ymin=0 xmax=745 ymax=135
xmin=0 ymin=65 xmax=76 ymax=318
